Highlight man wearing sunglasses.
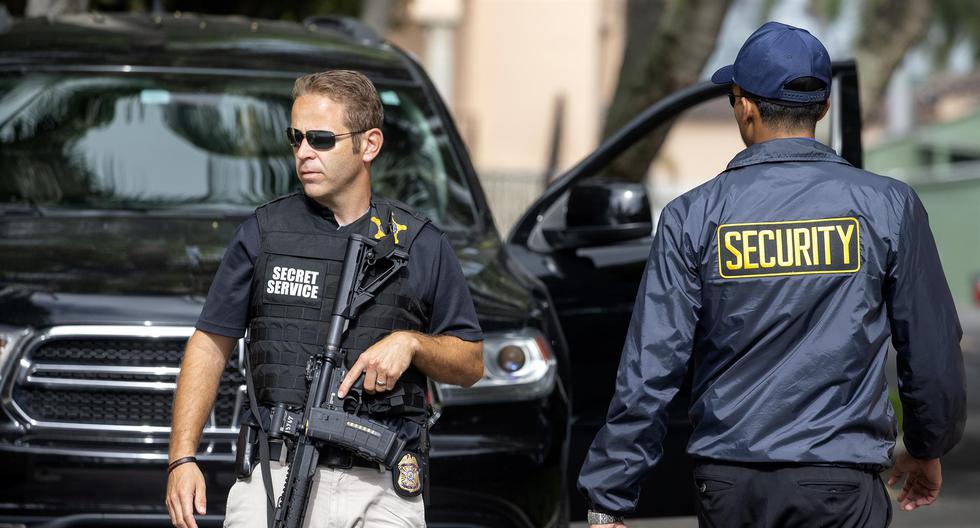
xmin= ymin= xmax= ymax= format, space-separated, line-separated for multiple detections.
xmin=579 ymin=22 xmax=965 ymax=528
xmin=166 ymin=70 xmax=484 ymax=528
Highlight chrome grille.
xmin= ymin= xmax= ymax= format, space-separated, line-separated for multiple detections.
xmin=13 ymin=388 xmax=181 ymax=426
xmin=8 ymin=326 xmax=245 ymax=433
xmin=29 ymin=337 xmax=187 ymax=365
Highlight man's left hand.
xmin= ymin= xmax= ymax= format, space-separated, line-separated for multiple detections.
xmin=887 ymin=451 xmax=943 ymax=511
xmin=338 ymin=331 xmax=419 ymax=397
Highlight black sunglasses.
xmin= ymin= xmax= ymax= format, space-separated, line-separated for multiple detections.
xmin=286 ymin=127 xmax=367 ymax=151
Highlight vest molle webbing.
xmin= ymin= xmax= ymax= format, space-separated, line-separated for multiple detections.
xmin=247 ymin=193 xmax=431 ymax=419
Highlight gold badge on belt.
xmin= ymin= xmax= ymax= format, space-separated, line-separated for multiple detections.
xmin=396 ymin=452 xmax=421 ymax=494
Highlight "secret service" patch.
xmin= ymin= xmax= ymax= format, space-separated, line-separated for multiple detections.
xmin=262 ymin=255 xmax=328 ymax=307
xmin=716 ymin=217 xmax=860 ymax=279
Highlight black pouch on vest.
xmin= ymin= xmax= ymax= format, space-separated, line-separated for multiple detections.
xmin=235 ymin=423 xmax=259 ymax=479
xmin=390 ymin=450 xmax=424 ymax=498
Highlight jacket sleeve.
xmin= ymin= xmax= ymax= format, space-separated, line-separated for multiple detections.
xmin=576 ymin=205 xmax=701 ymax=514
xmin=885 ymin=189 xmax=966 ymax=460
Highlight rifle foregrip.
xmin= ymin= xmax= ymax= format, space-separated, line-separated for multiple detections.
xmin=274 ymin=441 xmax=320 ymax=528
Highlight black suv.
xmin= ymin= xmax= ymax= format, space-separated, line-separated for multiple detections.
xmin=0 ymin=12 xmax=863 ymax=527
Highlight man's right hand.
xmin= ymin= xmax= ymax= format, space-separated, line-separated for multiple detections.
xmin=887 ymin=451 xmax=942 ymax=512
xmin=166 ymin=462 xmax=207 ymax=528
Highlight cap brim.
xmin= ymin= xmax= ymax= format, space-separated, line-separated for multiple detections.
xmin=710 ymin=64 xmax=735 ymax=85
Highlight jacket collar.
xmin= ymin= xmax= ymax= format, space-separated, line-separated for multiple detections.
xmin=726 ymin=137 xmax=852 ymax=171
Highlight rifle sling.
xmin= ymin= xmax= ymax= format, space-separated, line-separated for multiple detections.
xmin=243 ymin=349 xmax=276 ymax=528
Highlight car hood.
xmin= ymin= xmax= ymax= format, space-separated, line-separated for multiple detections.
xmin=0 ymin=214 xmax=238 ymax=297
xmin=0 ymin=215 xmax=535 ymax=330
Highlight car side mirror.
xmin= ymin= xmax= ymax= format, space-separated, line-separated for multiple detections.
xmin=543 ymin=180 xmax=653 ymax=250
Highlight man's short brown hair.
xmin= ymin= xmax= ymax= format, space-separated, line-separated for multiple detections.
xmin=292 ymin=70 xmax=384 ymax=152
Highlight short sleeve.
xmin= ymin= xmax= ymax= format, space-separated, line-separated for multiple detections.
xmin=408 ymin=226 xmax=483 ymax=342
xmin=196 ymin=215 xmax=260 ymax=338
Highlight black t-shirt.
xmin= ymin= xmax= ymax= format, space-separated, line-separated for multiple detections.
xmin=196 ymin=202 xmax=483 ymax=342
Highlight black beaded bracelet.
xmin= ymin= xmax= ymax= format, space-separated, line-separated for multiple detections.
xmin=167 ymin=456 xmax=198 ymax=474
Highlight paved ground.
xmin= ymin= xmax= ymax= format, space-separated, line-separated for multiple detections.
xmin=574 ymin=339 xmax=980 ymax=527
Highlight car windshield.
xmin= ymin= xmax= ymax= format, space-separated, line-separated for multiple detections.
xmin=0 ymin=72 xmax=478 ymax=231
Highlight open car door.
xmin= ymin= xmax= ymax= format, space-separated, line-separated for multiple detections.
xmin=506 ymin=61 xmax=862 ymax=519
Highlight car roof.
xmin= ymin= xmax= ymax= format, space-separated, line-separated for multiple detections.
xmin=0 ymin=12 xmax=416 ymax=83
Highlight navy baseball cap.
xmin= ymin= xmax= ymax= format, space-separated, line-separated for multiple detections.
xmin=711 ymin=21 xmax=831 ymax=105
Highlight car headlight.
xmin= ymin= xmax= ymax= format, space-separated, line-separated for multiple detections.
xmin=433 ymin=328 xmax=556 ymax=405
xmin=0 ymin=325 xmax=31 ymax=382
xmin=0 ymin=325 xmax=31 ymax=429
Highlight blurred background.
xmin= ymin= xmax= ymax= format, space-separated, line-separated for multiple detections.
xmin=10 ymin=0 xmax=976 ymax=300
xmin=5 ymin=1 xmax=976 ymax=293
xmin=3 ymin=0 xmax=977 ymax=525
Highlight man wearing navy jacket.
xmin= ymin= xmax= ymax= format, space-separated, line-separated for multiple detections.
xmin=578 ymin=22 xmax=965 ymax=528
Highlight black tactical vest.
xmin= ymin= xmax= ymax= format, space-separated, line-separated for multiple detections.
xmin=247 ymin=193 xmax=431 ymax=422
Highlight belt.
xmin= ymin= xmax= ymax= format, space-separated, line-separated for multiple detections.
xmin=693 ymin=458 xmax=887 ymax=474
xmin=319 ymin=444 xmax=382 ymax=470
xmin=268 ymin=440 xmax=382 ymax=470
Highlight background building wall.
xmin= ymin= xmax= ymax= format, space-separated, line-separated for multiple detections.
xmin=390 ymin=0 xmax=741 ymax=235
xmin=391 ymin=0 xmax=626 ymax=234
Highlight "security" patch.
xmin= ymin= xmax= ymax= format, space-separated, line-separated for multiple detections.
xmin=717 ymin=217 xmax=860 ymax=279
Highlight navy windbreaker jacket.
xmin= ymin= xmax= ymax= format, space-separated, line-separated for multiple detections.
xmin=577 ymin=138 xmax=966 ymax=514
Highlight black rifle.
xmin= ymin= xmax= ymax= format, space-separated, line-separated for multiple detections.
xmin=267 ymin=233 xmax=409 ymax=528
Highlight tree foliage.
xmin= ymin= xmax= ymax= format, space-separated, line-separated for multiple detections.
xmin=809 ymin=0 xmax=980 ymax=120
xmin=852 ymin=0 xmax=933 ymax=122
xmin=932 ymin=0 xmax=980 ymax=64
xmin=602 ymin=0 xmax=980 ymax=184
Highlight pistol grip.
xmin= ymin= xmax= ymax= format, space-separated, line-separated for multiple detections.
xmin=352 ymin=373 xmax=365 ymax=392
xmin=343 ymin=375 xmax=365 ymax=412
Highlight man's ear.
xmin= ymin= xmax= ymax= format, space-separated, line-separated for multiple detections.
xmin=740 ymin=96 xmax=760 ymax=125
xmin=360 ymin=128 xmax=384 ymax=163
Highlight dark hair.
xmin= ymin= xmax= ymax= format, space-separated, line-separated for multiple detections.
xmin=293 ymin=70 xmax=384 ymax=152
xmin=751 ymin=77 xmax=828 ymax=131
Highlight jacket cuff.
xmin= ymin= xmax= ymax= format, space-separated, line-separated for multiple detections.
xmin=904 ymin=438 xmax=946 ymax=460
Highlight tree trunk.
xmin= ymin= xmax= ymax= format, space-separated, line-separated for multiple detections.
xmin=25 ymin=0 xmax=89 ymax=17
xmin=853 ymin=0 xmax=933 ymax=122
xmin=360 ymin=0 xmax=394 ymax=35
xmin=601 ymin=0 xmax=731 ymax=182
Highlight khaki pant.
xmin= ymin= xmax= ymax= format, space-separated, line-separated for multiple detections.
xmin=224 ymin=461 xmax=425 ymax=528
